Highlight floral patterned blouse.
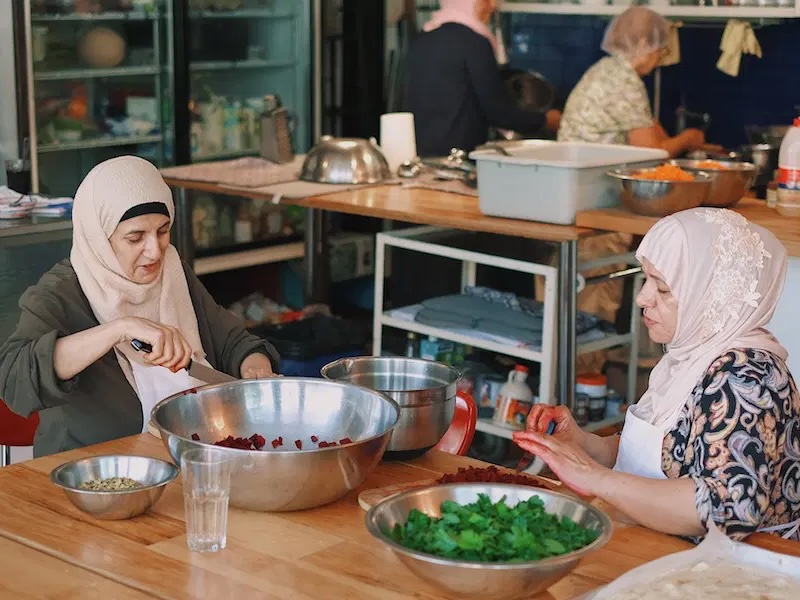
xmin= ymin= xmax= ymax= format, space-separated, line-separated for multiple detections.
xmin=557 ymin=56 xmax=654 ymax=145
xmin=662 ymin=348 xmax=800 ymax=541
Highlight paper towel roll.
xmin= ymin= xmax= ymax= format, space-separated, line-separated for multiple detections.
xmin=380 ymin=112 xmax=417 ymax=174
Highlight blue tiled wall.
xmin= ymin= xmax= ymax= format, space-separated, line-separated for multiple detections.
xmin=508 ymin=14 xmax=800 ymax=149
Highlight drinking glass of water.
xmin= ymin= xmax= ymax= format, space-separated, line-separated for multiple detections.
xmin=180 ymin=447 xmax=231 ymax=552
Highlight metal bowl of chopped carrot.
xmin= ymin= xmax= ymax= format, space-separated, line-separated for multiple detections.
xmin=667 ymin=159 xmax=758 ymax=208
xmin=607 ymin=164 xmax=713 ymax=217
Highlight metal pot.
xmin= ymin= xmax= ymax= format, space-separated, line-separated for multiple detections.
xmin=491 ymin=69 xmax=557 ymax=142
xmin=739 ymin=143 xmax=779 ymax=187
xmin=321 ymin=357 xmax=458 ymax=460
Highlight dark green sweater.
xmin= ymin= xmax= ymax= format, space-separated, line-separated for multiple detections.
xmin=0 ymin=259 xmax=280 ymax=457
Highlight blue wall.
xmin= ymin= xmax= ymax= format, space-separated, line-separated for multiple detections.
xmin=508 ymin=14 xmax=800 ymax=150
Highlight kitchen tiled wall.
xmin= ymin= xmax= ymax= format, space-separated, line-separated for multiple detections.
xmin=508 ymin=14 xmax=800 ymax=149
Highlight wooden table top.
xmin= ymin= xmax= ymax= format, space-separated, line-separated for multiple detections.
xmin=160 ymin=177 xmax=594 ymax=243
xmin=576 ymin=199 xmax=800 ymax=256
xmin=2 ymin=434 xmax=799 ymax=599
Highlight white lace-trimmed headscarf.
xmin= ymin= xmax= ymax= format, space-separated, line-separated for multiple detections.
xmin=634 ymin=208 xmax=788 ymax=428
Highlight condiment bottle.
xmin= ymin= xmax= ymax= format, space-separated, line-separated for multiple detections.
xmin=493 ymin=365 xmax=534 ymax=429
xmin=776 ymin=118 xmax=800 ymax=217
xmin=577 ymin=373 xmax=608 ymax=422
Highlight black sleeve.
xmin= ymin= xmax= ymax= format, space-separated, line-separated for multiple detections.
xmin=464 ymin=37 xmax=547 ymax=135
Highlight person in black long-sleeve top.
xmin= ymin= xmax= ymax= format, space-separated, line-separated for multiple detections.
xmin=404 ymin=0 xmax=560 ymax=157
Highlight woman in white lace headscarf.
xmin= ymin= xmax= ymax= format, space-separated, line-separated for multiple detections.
xmin=515 ymin=208 xmax=800 ymax=542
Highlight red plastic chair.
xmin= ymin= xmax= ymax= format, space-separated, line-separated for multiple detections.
xmin=433 ymin=391 xmax=478 ymax=456
xmin=0 ymin=400 xmax=39 ymax=466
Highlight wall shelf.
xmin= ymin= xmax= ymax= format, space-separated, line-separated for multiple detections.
xmin=34 ymin=65 xmax=160 ymax=81
xmin=38 ymin=134 xmax=163 ymax=153
xmin=189 ymin=9 xmax=294 ymax=19
xmin=499 ymin=1 xmax=799 ymax=19
xmin=194 ymin=242 xmax=304 ymax=276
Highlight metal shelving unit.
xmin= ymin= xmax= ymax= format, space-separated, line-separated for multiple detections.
xmin=373 ymin=226 xmax=641 ymax=444
xmin=22 ymin=1 xmax=172 ymax=196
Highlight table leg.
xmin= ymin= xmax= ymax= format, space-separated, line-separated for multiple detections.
xmin=173 ymin=187 xmax=195 ymax=265
xmin=558 ymin=240 xmax=578 ymax=411
xmin=304 ymin=208 xmax=330 ymax=304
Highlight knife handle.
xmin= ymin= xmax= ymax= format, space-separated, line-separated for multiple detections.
xmin=131 ymin=339 xmax=193 ymax=371
xmin=131 ymin=339 xmax=152 ymax=353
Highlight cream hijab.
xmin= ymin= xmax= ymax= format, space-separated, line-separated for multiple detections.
xmin=635 ymin=208 xmax=788 ymax=429
xmin=70 ymin=156 xmax=207 ymax=395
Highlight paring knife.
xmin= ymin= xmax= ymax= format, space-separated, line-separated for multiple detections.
xmin=515 ymin=420 xmax=556 ymax=473
xmin=130 ymin=339 xmax=237 ymax=384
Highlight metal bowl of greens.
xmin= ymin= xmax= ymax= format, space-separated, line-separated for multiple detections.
xmin=365 ymin=483 xmax=612 ymax=600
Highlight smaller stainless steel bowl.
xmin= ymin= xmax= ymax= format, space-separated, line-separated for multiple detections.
xmin=366 ymin=483 xmax=612 ymax=600
xmin=50 ymin=455 xmax=178 ymax=520
xmin=321 ymin=357 xmax=458 ymax=459
xmin=300 ymin=136 xmax=391 ymax=184
xmin=608 ymin=167 xmax=713 ymax=217
xmin=668 ymin=159 xmax=758 ymax=208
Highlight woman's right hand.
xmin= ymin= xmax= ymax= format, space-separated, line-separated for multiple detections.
xmin=683 ymin=128 xmax=707 ymax=150
xmin=115 ymin=317 xmax=193 ymax=372
xmin=525 ymin=404 xmax=585 ymax=448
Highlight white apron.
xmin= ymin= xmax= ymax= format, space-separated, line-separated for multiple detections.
xmin=614 ymin=404 xmax=800 ymax=540
xmin=130 ymin=360 xmax=206 ymax=433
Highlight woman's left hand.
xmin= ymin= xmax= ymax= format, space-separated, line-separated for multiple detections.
xmin=512 ymin=430 xmax=608 ymax=497
xmin=239 ymin=353 xmax=278 ymax=379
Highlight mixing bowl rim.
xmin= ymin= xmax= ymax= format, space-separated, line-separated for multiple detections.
xmin=149 ymin=376 xmax=402 ymax=455
xmin=365 ymin=482 xmax=613 ymax=570
xmin=607 ymin=167 xmax=714 ymax=184
xmin=50 ymin=454 xmax=179 ymax=495
xmin=320 ymin=356 xmax=462 ymax=395
xmin=666 ymin=158 xmax=758 ymax=173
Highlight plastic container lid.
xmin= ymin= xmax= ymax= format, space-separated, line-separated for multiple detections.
xmin=577 ymin=374 xmax=607 ymax=386
xmin=576 ymin=373 xmax=608 ymax=398
xmin=514 ymin=364 xmax=529 ymax=373
xmin=794 ymin=118 xmax=800 ymax=128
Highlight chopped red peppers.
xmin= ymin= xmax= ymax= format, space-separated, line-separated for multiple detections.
xmin=435 ymin=466 xmax=550 ymax=489
xmin=190 ymin=433 xmax=355 ymax=451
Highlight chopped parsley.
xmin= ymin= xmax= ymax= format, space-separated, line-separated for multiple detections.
xmin=389 ymin=493 xmax=598 ymax=562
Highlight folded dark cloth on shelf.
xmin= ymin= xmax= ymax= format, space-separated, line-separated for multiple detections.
xmin=463 ymin=286 xmax=600 ymax=335
xmin=417 ymin=294 xmax=544 ymax=346
xmin=413 ymin=287 xmax=607 ymax=346
xmin=413 ymin=307 xmax=476 ymax=330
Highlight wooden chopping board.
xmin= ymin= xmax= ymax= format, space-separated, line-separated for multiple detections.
xmin=358 ymin=479 xmax=438 ymax=511
xmin=357 ymin=473 xmax=564 ymax=511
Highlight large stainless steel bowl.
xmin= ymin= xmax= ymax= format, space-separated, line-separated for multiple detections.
xmin=608 ymin=167 xmax=713 ymax=217
xmin=366 ymin=483 xmax=613 ymax=600
xmin=150 ymin=378 xmax=400 ymax=512
xmin=50 ymin=455 xmax=178 ymax=520
xmin=668 ymin=159 xmax=757 ymax=208
xmin=321 ymin=357 xmax=458 ymax=460
xmin=300 ymin=136 xmax=391 ymax=184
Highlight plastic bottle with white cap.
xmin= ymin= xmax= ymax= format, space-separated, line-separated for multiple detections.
xmin=776 ymin=118 xmax=800 ymax=217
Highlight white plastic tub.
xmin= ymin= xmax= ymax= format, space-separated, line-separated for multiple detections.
xmin=469 ymin=142 xmax=668 ymax=225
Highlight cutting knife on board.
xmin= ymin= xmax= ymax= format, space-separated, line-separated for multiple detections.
xmin=130 ymin=339 xmax=237 ymax=384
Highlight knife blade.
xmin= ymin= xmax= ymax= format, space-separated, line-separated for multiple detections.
xmin=130 ymin=339 xmax=237 ymax=384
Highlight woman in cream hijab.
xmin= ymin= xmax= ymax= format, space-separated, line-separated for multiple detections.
xmin=0 ymin=156 xmax=279 ymax=456
xmin=515 ymin=208 xmax=800 ymax=541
